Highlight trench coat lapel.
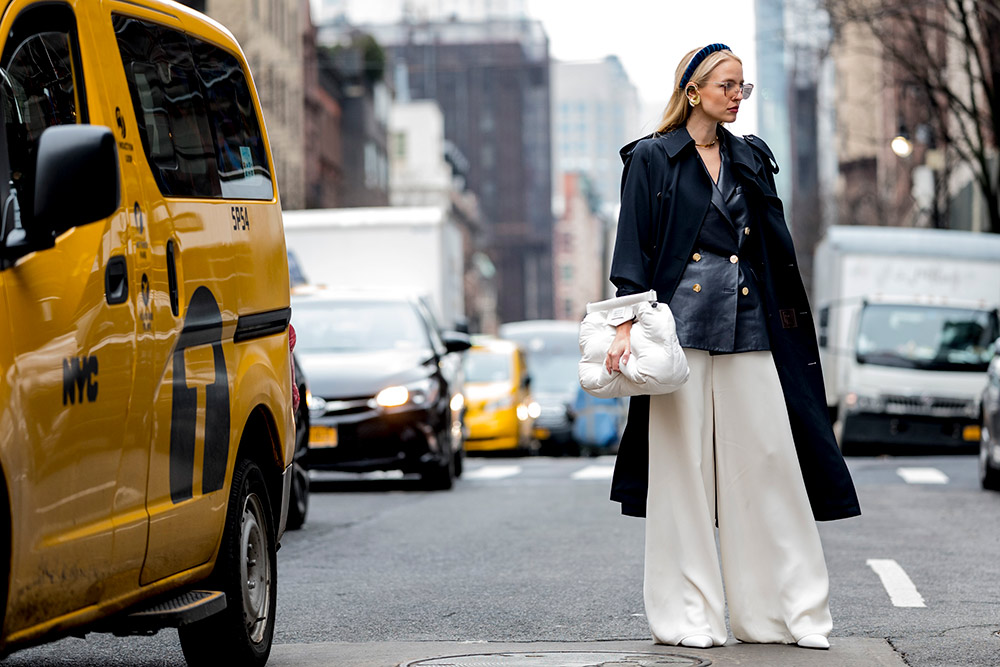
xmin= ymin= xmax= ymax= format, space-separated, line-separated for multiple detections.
xmin=640 ymin=129 xmax=714 ymax=303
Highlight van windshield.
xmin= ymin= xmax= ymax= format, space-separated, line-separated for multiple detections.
xmin=855 ymin=304 xmax=999 ymax=372
xmin=465 ymin=351 xmax=512 ymax=383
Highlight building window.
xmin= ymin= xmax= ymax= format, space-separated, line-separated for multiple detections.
xmin=392 ymin=131 xmax=407 ymax=160
xmin=364 ymin=142 xmax=378 ymax=189
xmin=561 ymin=265 xmax=573 ymax=281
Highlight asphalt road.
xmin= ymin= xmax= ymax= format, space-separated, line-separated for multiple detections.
xmin=4 ymin=453 xmax=999 ymax=666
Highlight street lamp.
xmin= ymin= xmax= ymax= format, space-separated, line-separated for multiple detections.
xmin=890 ymin=133 xmax=913 ymax=158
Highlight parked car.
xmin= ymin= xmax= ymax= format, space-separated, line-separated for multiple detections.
xmin=572 ymin=389 xmax=629 ymax=457
xmin=980 ymin=337 xmax=1000 ymax=490
xmin=463 ymin=338 xmax=539 ymax=452
xmin=0 ymin=2 xmax=293 ymax=663
xmin=499 ymin=320 xmax=582 ymax=455
xmin=291 ymin=289 xmax=470 ymax=488
xmin=287 ymin=353 xmax=311 ymax=529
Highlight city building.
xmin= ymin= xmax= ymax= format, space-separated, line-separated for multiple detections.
xmin=322 ymin=17 xmax=554 ymax=323
xmin=312 ymin=0 xmax=527 ymax=23
xmin=553 ymin=173 xmax=605 ymax=321
xmin=317 ymin=28 xmax=392 ymax=207
xmin=551 ymin=56 xmax=640 ymax=218
xmin=305 ymin=15 xmax=344 ymax=208
xmin=755 ymin=0 xmax=839 ymax=289
xmin=390 ymin=100 xmax=496 ymax=332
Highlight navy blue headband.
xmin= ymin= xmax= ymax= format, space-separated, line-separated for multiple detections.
xmin=679 ymin=43 xmax=731 ymax=90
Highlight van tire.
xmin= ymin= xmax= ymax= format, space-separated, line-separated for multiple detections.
xmin=179 ymin=458 xmax=276 ymax=667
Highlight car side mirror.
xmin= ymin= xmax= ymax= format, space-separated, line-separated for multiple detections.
xmin=33 ymin=124 xmax=120 ymax=240
xmin=523 ymin=374 xmax=532 ymax=389
xmin=442 ymin=330 xmax=471 ymax=354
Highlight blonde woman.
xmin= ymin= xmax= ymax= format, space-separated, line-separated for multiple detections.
xmin=606 ymin=44 xmax=860 ymax=650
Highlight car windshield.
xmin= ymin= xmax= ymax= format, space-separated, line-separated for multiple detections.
xmin=292 ymin=300 xmax=430 ymax=352
xmin=465 ymin=351 xmax=512 ymax=383
xmin=525 ymin=354 xmax=579 ymax=394
xmin=499 ymin=327 xmax=579 ymax=395
xmin=855 ymin=304 xmax=999 ymax=372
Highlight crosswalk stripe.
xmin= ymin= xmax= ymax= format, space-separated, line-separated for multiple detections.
xmin=896 ymin=467 xmax=949 ymax=484
xmin=464 ymin=465 xmax=522 ymax=480
xmin=866 ymin=559 xmax=926 ymax=607
xmin=571 ymin=465 xmax=615 ymax=480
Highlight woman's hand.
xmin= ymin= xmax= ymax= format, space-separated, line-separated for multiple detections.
xmin=606 ymin=319 xmax=633 ymax=373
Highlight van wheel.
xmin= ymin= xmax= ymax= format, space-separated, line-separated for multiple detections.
xmin=179 ymin=459 xmax=276 ymax=667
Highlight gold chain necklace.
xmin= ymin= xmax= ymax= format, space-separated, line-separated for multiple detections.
xmin=695 ymin=137 xmax=718 ymax=148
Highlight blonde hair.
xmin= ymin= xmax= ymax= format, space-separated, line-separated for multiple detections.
xmin=655 ymin=47 xmax=742 ymax=134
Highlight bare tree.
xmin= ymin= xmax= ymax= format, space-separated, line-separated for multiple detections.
xmin=825 ymin=0 xmax=999 ymax=233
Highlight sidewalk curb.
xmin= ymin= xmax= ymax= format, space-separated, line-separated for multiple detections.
xmin=270 ymin=637 xmax=907 ymax=666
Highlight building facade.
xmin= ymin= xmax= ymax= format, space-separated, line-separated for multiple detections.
xmin=389 ymin=101 xmax=496 ymax=332
xmin=553 ymin=173 xmax=604 ymax=321
xmin=551 ymin=56 xmax=640 ymax=218
xmin=328 ymin=18 xmax=553 ymax=323
xmin=755 ymin=0 xmax=839 ymax=290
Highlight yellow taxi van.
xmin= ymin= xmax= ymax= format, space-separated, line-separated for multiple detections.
xmin=0 ymin=1 xmax=293 ymax=664
xmin=463 ymin=338 xmax=539 ymax=452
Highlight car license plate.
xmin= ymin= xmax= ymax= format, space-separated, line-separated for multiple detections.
xmin=962 ymin=425 xmax=981 ymax=442
xmin=310 ymin=425 xmax=338 ymax=448
xmin=533 ymin=427 xmax=550 ymax=439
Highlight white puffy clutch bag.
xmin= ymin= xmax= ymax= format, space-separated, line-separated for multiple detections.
xmin=578 ymin=290 xmax=689 ymax=398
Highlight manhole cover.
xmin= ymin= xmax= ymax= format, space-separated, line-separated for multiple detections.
xmin=400 ymin=650 xmax=710 ymax=667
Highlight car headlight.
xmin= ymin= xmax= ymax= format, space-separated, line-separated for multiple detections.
xmin=484 ymin=395 xmax=514 ymax=412
xmin=373 ymin=378 xmax=439 ymax=409
xmin=306 ymin=390 xmax=327 ymax=417
xmin=450 ymin=392 xmax=465 ymax=412
xmin=527 ymin=401 xmax=541 ymax=419
xmin=844 ymin=392 xmax=883 ymax=413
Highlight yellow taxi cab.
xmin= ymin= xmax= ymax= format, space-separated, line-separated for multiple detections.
xmin=463 ymin=338 xmax=539 ymax=452
xmin=0 ymin=1 xmax=293 ymax=664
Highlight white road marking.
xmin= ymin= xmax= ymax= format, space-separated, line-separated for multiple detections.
xmin=896 ymin=467 xmax=949 ymax=484
xmin=464 ymin=465 xmax=522 ymax=480
xmin=866 ymin=559 xmax=927 ymax=608
xmin=571 ymin=465 xmax=615 ymax=480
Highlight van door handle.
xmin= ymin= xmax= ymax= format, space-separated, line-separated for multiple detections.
xmin=105 ymin=255 xmax=128 ymax=305
xmin=166 ymin=239 xmax=179 ymax=316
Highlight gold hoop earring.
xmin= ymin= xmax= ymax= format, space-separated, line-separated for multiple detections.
xmin=688 ymin=93 xmax=701 ymax=107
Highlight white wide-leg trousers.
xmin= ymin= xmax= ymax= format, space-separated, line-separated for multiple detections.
xmin=643 ymin=349 xmax=832 ymax=646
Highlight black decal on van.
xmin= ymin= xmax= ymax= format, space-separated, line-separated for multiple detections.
xmin=230 ymin=205 xmax=249 ymax=231
xmin=62 ymin=356 xmax=99 ymax=405
xmin=169 ymin=286 xmax=230 ymax=503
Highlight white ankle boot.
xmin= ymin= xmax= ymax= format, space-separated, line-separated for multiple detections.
xmin=679 ymin=634 xmax=714 ymax=649
xmin=796 ymin=634 xmax=830 ymax=649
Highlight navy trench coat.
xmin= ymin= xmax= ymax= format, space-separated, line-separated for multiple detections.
xmin=609 ymin=126 xmax=861 ymax=522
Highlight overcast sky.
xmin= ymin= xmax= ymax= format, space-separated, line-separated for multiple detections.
xmin=314 ymin=0 xmax=759 ymax=136
xmin=524 ymin=0 xmax=759 ymax=136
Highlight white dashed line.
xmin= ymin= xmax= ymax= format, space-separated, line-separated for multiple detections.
xmin=896 ymin=467 xmax=949 ymax=484
xmin=464 ymin=465 xmax=522 ymax=480
xmin=866 ymin=559 xmax=926 ymax=608
xmin=571 ymin=465 xmax=615 ymax=480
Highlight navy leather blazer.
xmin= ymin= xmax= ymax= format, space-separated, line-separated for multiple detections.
xmin=670 ymin=136 xmax=769 ymax=354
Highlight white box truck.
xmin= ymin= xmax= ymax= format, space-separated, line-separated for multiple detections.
xmin=282 ymin=206 xmax=466 ymax=329
xmin=813 ymin=226 xmax=1000 ymax=449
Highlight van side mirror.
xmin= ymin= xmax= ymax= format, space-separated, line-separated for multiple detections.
xmin=33 ymin=125 xmax=120 ymax=240
xmin=523 ymin=374 xmax=532 ymax=389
